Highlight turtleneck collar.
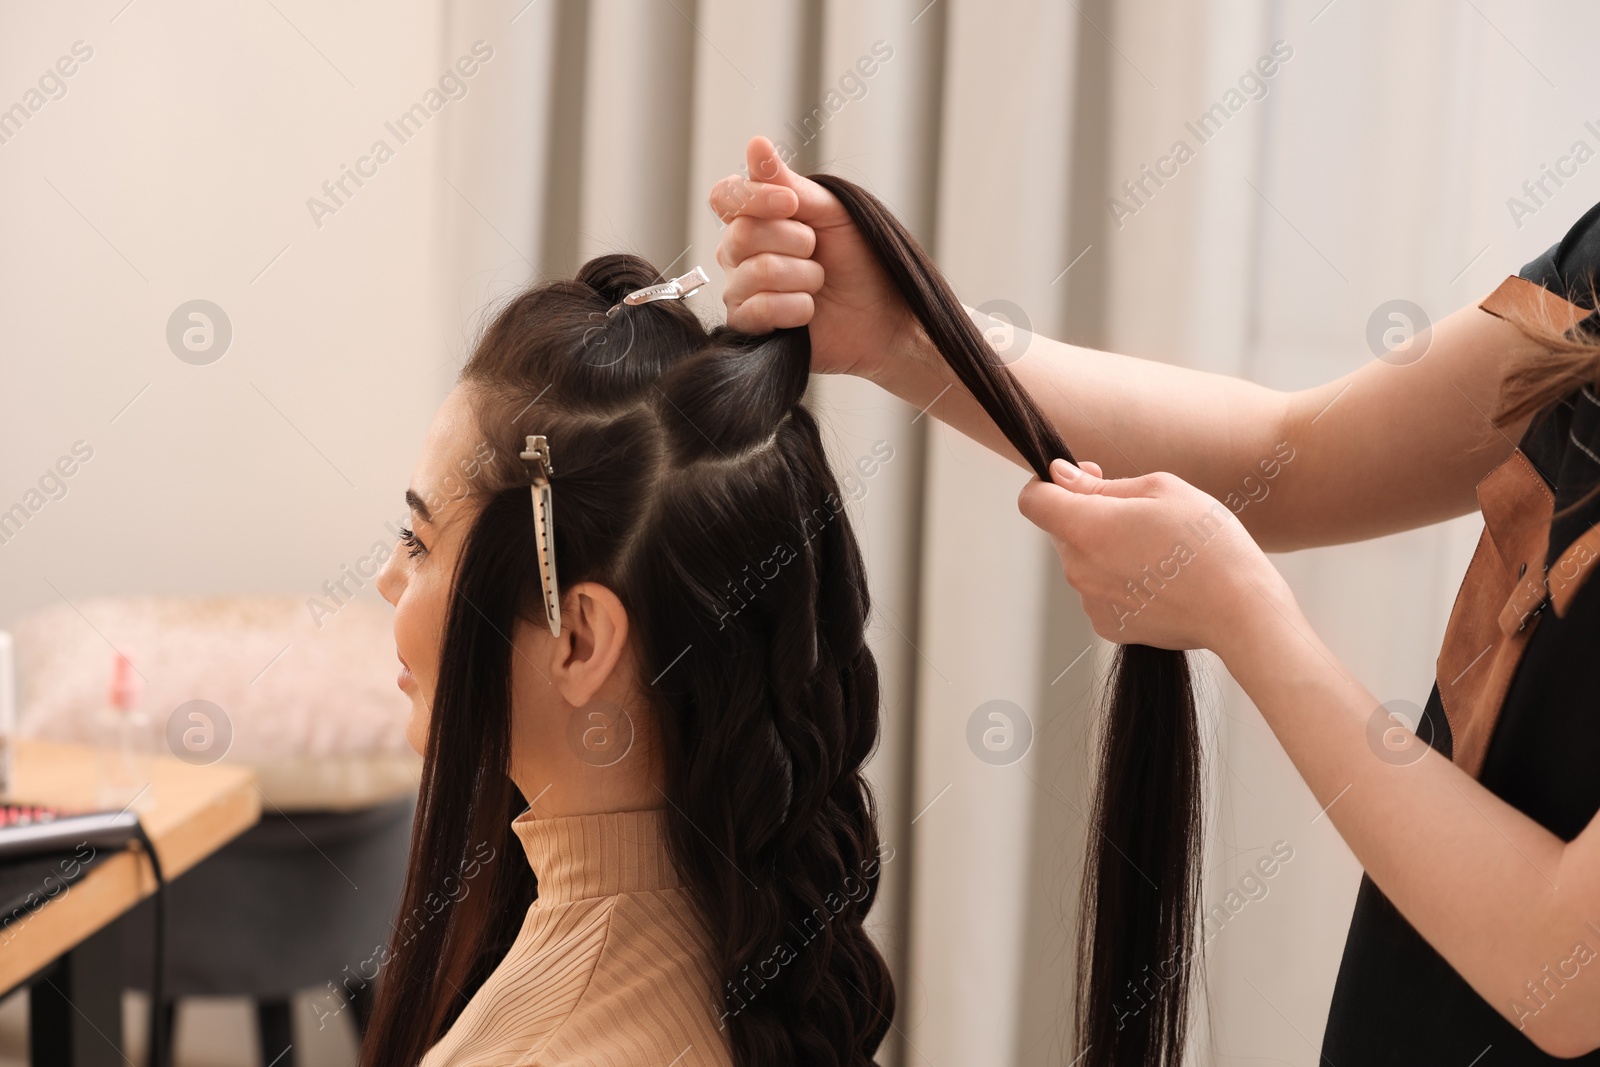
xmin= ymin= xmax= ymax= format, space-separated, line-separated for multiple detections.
xmin=511 ymin=807 xmax=683 ymax=904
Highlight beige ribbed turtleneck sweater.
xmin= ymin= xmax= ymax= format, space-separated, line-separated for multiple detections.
xmin=419 ymin=808 xmax=732 ymax=1067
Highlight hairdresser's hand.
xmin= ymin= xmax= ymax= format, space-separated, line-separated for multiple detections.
xmin=710 ymin=136 xmax=918 ymax=379
xmin=1017 ymin=460 xmax=1298 ymax=654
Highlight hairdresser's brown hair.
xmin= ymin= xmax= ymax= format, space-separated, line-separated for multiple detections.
xmin=810 ymin=174 xmax=1204 ymax=1067
xmin=1493 ymin=287 xmax=1600 ymax=427
xmin=1487 ymin=289 xmax=1600 ymax=530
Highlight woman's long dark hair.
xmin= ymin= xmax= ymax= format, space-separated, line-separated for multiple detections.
xmin=360 ymin=255 xmax=894 ymax=1066
xmin=811 ymin=173 xmax=1204 ymax=1067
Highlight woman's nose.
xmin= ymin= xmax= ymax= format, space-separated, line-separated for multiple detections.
xmin=375 ymin=544 xmax=404 ymax=606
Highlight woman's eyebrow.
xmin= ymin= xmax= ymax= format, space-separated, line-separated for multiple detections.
xmin=405 ymin=488 xmax=433 ymax=523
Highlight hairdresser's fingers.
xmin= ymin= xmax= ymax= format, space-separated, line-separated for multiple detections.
xmin=719 ymin=216 xmax=816 ymax=268
xmin=1018 ymin=471 xmax=1152 ymax=553
xmin=709 ymin=174 xmax=799 ymax=223
xmin=722 ymin=252 xmax=825 ymax=309
xmin=1078 ymin=460 xmax=1103 ymax=479
xmin=728 ymin=290 xmax=816 ymax=333
xmin=743 ymin=135 xmax=843 ymax=225
xmin=1017 ymin=477 xmax=1109 ymax=542
xmin=1048 ymin=459 xmax=1179 ymax=500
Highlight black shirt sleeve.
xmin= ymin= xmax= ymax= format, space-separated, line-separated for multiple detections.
xmin=1519 ymin=198 xmax=1600 ymax=317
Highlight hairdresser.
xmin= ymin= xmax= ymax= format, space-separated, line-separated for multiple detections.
xmin=711 ymin=135 xmax=1600 ymax=1063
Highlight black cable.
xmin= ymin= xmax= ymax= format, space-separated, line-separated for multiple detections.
xmin=130 ymin=820 xmax=165 ymax=1067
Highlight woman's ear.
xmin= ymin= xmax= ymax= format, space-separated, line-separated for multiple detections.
xmin=550 ymin=582 xmax=630 ymax=707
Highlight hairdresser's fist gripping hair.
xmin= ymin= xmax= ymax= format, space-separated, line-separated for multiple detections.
xmin=711 ymin=136 xmax=920 ymax=382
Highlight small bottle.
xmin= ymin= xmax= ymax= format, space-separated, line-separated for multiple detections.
xmin=97 ymin=650 xmax=150 ymax=810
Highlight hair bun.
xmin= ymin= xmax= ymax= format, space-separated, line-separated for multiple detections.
xmin=576 ymin=253 xmax=662 ymax=309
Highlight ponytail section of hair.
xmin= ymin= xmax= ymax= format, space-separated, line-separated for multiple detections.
xmin=810 ymin=173 xmax=1203 ymax=1067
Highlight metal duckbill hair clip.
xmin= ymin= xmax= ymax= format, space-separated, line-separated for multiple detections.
xmin=605 ymin=265 xmax=710 ymax=318
xmin=520 ymin=434 xmax=561 ymax=637
xmin=527 ymin=267 xmax=707 ymax=635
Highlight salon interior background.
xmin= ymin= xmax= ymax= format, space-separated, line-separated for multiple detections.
xmin=2 ymin=0 xmax=1597 ymax=1064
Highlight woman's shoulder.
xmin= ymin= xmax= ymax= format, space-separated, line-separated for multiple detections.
xmin=542 ymin=887 xmax=733 ymax=1066
xmin=422 ymin=889 xmax=731 ymax=1067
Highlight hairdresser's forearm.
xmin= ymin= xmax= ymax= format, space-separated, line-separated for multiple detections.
xmin=869 ymin=315 xmax=1291 ymax=506
xmin=872 ymin=304 xmax=1534 ymax=552
xmin=1216 ymin=597 xmax=1600 ymax=1056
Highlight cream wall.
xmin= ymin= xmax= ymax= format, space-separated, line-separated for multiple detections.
xmin=0 ymin=0 xmax=450 ymax=626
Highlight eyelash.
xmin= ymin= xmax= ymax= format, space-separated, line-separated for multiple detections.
xmin=398 ymin=525 xmax=427 ymax=558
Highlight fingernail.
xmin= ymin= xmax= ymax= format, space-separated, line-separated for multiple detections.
xmin=1051 ymin=459 xmax=1076 ymax=482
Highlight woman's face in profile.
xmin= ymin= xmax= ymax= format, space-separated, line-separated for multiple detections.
xmin=374 ymin=385 xmax=648 ymax=815
xmin=377 ymin=386 xmax=486 ymax=754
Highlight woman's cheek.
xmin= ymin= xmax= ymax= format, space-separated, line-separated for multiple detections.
xmin=398 ymin=573 xmax=445 ymax=676
xmin=405 ymin=703 xmax=429 ymax=755
xmin=393 ymin=573 xmax=448 ymax=747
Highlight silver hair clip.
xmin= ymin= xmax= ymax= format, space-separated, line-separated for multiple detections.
xmin=520 ymin=434 xmax=561 ymax=637
xmin=605 ymin=265 xmax=710 ymax=318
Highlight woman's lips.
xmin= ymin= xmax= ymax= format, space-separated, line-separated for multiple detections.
xmin=397 ymin=656 xmax=414 ymax=689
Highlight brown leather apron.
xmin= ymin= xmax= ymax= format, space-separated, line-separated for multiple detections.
xmin=1437 ymin=275 xmax=1600 ymax=776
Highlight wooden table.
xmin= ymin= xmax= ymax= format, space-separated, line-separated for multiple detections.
xmin=1 ymin=739 xmax=260 ymax=1065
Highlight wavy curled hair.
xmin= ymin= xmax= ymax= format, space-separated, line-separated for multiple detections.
xmin=359 ymin=252 xmax=894 ymax=1067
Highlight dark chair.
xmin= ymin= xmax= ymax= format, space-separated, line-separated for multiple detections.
xmin=121 ymin=795 xmax=415 ymax=1067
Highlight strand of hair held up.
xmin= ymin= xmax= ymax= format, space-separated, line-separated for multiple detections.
xmin=809 ymin=173 xmax=1204 ymax=1067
